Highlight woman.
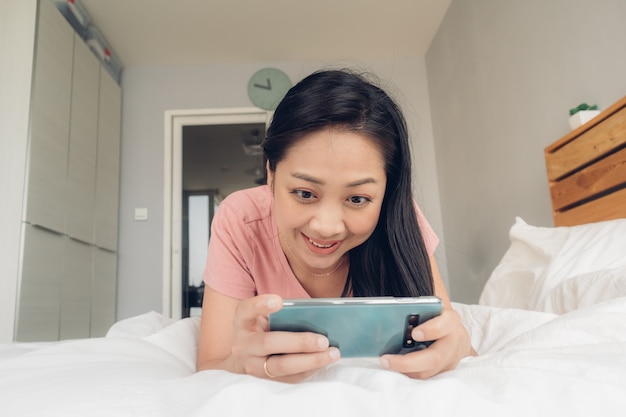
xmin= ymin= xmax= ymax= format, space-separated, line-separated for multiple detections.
xmin=197 ymin=69 xmax=475 ymax=382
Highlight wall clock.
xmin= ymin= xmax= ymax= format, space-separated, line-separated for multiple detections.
xmin=247 ymin=68 xmax=292 ymax=111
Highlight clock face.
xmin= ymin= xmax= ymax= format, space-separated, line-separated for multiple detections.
xmin=247 ymin=68 xmax=292 ymax=111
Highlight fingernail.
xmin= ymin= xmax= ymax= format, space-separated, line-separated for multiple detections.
xmin=380 ymin=357 xmax=390 ymax=369
xmin=412 ymin=329 xmax=425 ymax=341
xmin=317 ymin=336 xmax=329 ymax=349
xmin=328 ymin=347 xmax=340 ymax=360
xmin=266 ymin=297 xmax=279 ymax=309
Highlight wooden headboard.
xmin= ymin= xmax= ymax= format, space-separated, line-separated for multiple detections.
xmin=545 ymin=95 xmax=626 ymax=226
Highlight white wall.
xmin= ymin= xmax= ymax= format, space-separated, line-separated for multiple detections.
xmin=426 ymin=0 xmax=626 ymax=303
xmin=118 ymin=57 xmax=446 ymax=319
xmin=0 ymin=0 xmax=37 ymax=343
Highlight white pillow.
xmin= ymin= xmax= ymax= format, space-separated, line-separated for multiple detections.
xmin=106 ymin=311 xmax=176 ymax=338
xmin=538 ymin=266 xmax=626 ymax=314
xmin=479 ymin=217 xmax=626 ymax=312
xmin=479 ymin=217 xmax=567 ymax=309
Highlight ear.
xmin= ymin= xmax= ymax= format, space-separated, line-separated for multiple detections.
xmin=265 ymin=161 xmax=274 ymax=189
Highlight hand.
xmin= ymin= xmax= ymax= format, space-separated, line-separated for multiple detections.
xmin=229 ymin=294 xmax=341 ymax=382
xmin=379 ymin=307 xmax=475 ymax=379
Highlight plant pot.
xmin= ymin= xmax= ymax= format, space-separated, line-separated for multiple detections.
xmin=569 ymin=110 xmax=600 ymax=130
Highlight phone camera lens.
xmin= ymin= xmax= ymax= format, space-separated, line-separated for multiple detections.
xmin=403 ymin=314 xmax=420 ymax=348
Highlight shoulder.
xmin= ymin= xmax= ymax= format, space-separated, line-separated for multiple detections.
xmin=218 ymin=185 xmax=272 ymax=224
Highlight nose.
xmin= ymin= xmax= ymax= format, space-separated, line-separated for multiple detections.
xmin=309 ymin=203 xmax=346 ymax=238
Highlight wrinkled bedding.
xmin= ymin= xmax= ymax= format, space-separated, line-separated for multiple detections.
xmin=2 ymin=298 xmax=625 ymax=417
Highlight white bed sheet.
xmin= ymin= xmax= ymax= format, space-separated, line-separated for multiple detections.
xmin=1 ymin=300 xmax=625 ymax=417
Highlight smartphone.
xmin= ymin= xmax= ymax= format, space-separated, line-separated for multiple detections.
xmin=268 ymin=296 xmax=442 ymax=357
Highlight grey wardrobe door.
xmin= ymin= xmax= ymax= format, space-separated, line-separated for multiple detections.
xmin=59 ymin=238 xmax=93 ymax=340
xmin=91 ymin=248 xmax=117 ymax=337
xmin=94 ymin=70 xmax=122 ymax=251
xmin=15 ymin=224 xmax=64 ymax=342
xmin=24 ymin=0 xmax=74 ymax=233
xmin=65 ymin=36 xmax=100 ymax=243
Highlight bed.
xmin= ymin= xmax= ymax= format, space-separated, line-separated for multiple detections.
xmin=2 ymin=99 xmax=626 ymax=416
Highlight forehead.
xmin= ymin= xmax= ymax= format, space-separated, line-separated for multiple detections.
xmin=284 ymin=128 xmax=384 ymax=160
xmin=276 ymin=129 xmax=387 ymax=183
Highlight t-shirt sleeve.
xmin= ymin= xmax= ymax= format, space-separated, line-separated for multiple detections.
xmin=202 ymin=203 xmax=257 ymax=300
xmin=413 ymin=201 xmax=439 ymax=257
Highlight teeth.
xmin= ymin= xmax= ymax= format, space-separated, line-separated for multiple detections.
xmin=309 ymin=238 xmax=332 ymax=248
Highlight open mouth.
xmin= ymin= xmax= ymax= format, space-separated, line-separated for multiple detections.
xmin=308 ymin=238 xmax=334 ymax=249
xmin=302 ymin=233 xmax=342 ymax=254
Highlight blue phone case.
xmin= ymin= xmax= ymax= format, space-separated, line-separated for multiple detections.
xmin=268 ymin=296 xmax=442 ymax=357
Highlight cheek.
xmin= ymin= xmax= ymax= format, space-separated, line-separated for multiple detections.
xmin=273 ymin=193 xmax=304 ymax=228
xmin=346 ymin=207 xmax=382 ymax=239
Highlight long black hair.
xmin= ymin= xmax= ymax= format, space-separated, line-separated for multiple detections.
xmin=263 ymin=69 xmax=434 ymax=297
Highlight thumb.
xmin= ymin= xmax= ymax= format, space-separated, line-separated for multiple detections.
xmin=257 ymin=293 xmax=283 ymax=316
xmin=234 ymin=294 xmax=283 ymax=330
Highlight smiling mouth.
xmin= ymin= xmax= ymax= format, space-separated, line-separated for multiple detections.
xmin=308 ymin=238 xmax=334 ymax=249
xmin=299 ymin=233 xmax=343 ymax=257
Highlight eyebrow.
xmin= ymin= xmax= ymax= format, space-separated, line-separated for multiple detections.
xmin=291 ymin=172 xmax=378 ymax=187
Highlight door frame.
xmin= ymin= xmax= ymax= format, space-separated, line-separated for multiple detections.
xmin=163 ymin=107 xmax=270 ymax=319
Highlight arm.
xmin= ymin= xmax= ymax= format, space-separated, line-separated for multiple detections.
xmin=196 ymin=286 xmax=239 ymax=372
xmin=196 ymin=286 xmax=341 ymax=382
xmin=431 ymin=254 xmax=453 ymax=309
xmin=430 ymin=256 xmax=477 ymax=356
xmin=197 ymin=196 xmax=340 ymax=381
xmin=380 ymin=255 xmax=476 ymax=379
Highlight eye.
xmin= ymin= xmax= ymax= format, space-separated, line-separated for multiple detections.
xmin=290 ymin=189 xmax=317 ymax=202
xmin=347 ymin=195 xmax=372 ymax=207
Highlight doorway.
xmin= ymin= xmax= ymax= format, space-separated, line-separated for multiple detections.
xmin=163 ymin=108 xmax=270 ymax=319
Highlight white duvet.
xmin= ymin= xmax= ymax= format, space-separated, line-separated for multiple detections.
xmin=1 ymin=298 xmax=625 ymax=417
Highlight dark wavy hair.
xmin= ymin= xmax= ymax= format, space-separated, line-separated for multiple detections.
xmin=263 ymin=69 xmax=434 ymax=297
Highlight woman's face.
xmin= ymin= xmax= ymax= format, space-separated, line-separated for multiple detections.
xmin=268 ymin=128 xmax=387 ymax=275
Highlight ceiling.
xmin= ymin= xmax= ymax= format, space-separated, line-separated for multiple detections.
xmin=74 ymin=0 xmax=451 ymax=196
xmin=78 ymin=0 xmax=451 ymax=68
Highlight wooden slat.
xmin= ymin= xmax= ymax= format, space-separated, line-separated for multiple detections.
xmin=545 ymin=106 xmax=626 ymax=181
xmin=549 ymin=146 xmax=626 ymax=211
xmin=546 ymin=95 xmax=626 ymax=152
xmin=553 ymin=187 xmax=626 ymax=226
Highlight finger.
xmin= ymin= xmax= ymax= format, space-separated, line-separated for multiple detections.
xmin=234 ymin=294 xmax=283 ymax=331
xmin=380 ymin=344 xmax=443 ymax=379
xmin=383 ymin=310 xmax=471 ymax=379
xmin=262 ymin=358 xmax=317 ymax=383
xmin=263 ymin=348 xmax=341 ymax=381
xmin=246 ymin=330 xmax=331 ymax=357
xmin=268 ymin=330 xmax=331 ymax=354
xmin=411 ymin=309 xmax=461 ymax=342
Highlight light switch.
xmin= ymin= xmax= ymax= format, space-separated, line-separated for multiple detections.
xmin=134 ymin=207 xmax=148 ymax=221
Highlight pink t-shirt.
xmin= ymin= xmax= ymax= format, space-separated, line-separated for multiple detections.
xmin=203 ymin=185 xmax=439 ymax=300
